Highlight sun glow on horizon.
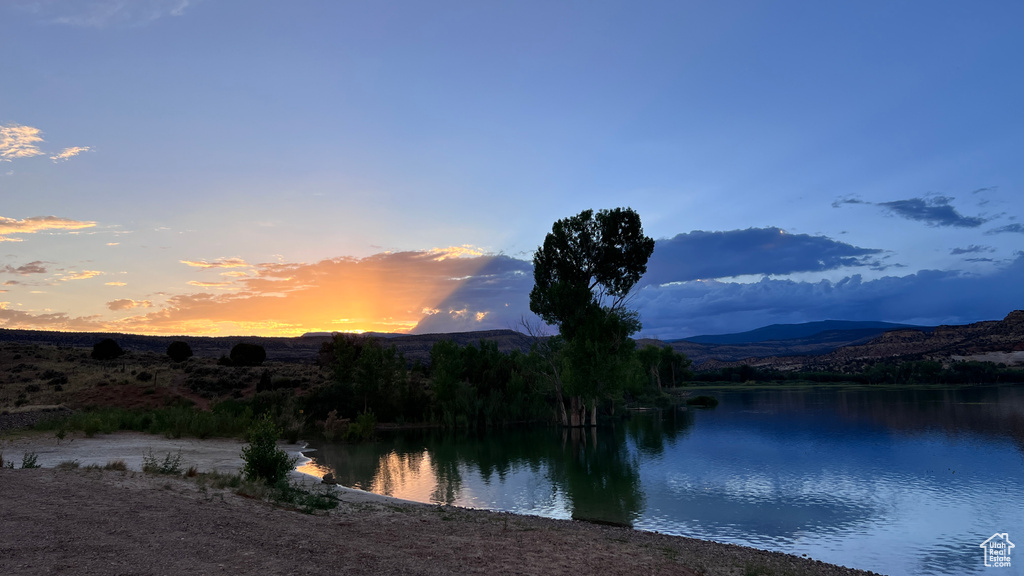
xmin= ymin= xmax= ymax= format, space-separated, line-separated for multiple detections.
xmin=0 ymin=248 xmax=506 ymax=338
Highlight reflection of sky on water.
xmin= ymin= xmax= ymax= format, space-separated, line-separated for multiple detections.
xmin=639 ymin=395 xmax=1024 ymax=576
xmin=306 ymin=386 xmax=1024 ymax=576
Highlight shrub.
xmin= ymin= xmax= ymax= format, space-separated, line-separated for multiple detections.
xmin=142 ymin=450 xmax=183 ymax=475
xmin=686 ymin=395 xmax=719 ymax=408
xmin=167 ymin=340 xmax=194 ymax=363
xmin=136 ymin=371 xmax=153 ymax=382
xmin=241 ymin=415 xmax=297 ymax=486
xmin=91 ymin=338 xmax=124 ymax=360
xmin=230 ymin=343 xmax=267 ymax=367
xmin=21 ymin=452 xmax=41 ymax=469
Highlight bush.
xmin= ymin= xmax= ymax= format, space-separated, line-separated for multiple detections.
xmin=91 ymin=338 xmax=124 ymax=360
xmin=686 ymin=395 xmax=719 ymax=408
xmin=230 ymin=343 xmax=266 ymax=367
xmin=143 ymin=450 xmax=183 ymax=475
xmin=21 ymin=452 xmax=40 ymax=469
xmin=241 ymin=415 xmax=297 ymax=486
xmin=167 ymin=340 xmax=194 ymax=363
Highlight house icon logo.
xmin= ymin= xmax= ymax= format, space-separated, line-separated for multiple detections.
xmin=979 ymin=533 xmax=1014 ymax=568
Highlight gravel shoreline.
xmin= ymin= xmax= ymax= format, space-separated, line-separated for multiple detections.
xmin=0 ymin=464 xmax=885 ymax=576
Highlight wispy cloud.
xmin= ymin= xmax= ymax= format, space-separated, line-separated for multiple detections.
xmin=0 ymin=124 xmax=45 ymax=161
xmin=835 ymin=195 xmax=988 ymax=228
xmin=0 ymin=215 xmax=97 ymax=242
xmin=180 ymin=257 xmax=251 ymax=269
xmin=60 ymin=270 xmax=103 ymax=281
xmin=50 ymin=146 xmax=91 ymax=162
xmin=950 ymin=245 xmax=994 ymax=255
xmin=107 ymin=299 xmax=153 ymax=311
xmin=2 ymin=261 xmax=48 ymax=275
xmin=986 ymin=223 xmax=1024 ymax=235
xmin=186 ymin=280 xmax=234 ymax=288
xmin=105 ymin=281 xmax=127 ymax=286
xmin=9 ymin=0 xmax=196 ymax=28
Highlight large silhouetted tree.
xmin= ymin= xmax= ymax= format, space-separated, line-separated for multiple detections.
xmin=530 ymin=208 xmax=654 ymax=427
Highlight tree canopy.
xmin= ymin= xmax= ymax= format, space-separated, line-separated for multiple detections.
xmin=529 ymin=208 xmax=655 ymax=339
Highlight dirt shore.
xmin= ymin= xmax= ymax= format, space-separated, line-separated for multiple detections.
xmin=0 ymin=434 xmax=884 ymax=576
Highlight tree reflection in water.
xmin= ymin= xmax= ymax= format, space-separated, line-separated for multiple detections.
xmin=304 ymin=408 xmax=697 ymax=527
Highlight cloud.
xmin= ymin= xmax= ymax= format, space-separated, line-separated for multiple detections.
xmin=98 ymin=248 xmax=529 ymax=336
xmin=877 ymin=197 xmax=987 ymax=227
xmin=2 ymin=261 xmax=48 ymax=275
xmin=107 ymin=299 xmax=153 ymax=311
xmin=986 ymin=223 xmax=1024 ymax=235
xmin=105 ymin=281 xmax=127 ymax=286
xmin=60 ymin=270 xmax=103 ymax=281
xmin=50 ymin=146 xmax=91 ymax=162
xmin=950 ymin=245 xmax=994 ymax=255
xmin=9 ymin=0 xmax=195 ymax=28
xmin=836 ymin=195 xmax=987 ymax=228
xmin=0 ymin=124 xmax=45 ymax=161
xmin=186 ymin=280 xmax=235 ymax=288
xmin=632 ymin=254 xmax=1024 ymax=339
xmin=642 ymin=228 xmax=883 ymax=285
xmin=180 ymin=258 xmax=251 ymax=269
xmin=0 ymin=215 xmax=97 ymax=242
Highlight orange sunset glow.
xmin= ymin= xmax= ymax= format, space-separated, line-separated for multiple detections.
xmin=0 ymin=246 xmax=526 ymax=337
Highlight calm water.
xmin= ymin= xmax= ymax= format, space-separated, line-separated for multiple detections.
xmin=300 ymin=385 xmax=1024 ymax=576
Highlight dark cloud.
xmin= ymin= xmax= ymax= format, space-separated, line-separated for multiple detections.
xmin=950 ymin=245 xmax=994 ymax=255
xmin=876 ymin=197 xmax=987 ymax=227
xmin=835 ymin=195 xmax=988 ymax=228
xmin=831 ymin=197 xmax=868 ymax=208
xmin=642 ymin=228 xmax=882 ymax=285
xmin=410 ymin=256 xmax=541 ymax=334
xmin=964 ymin=258 xmax=995 ymax=263
xmin=2 ymin=260 xmax=47 ymax=274
xmin=632 ymin=255 xmax=1024 ymax=339
xmin=986 ymin=223 xmax=1024 ymax=235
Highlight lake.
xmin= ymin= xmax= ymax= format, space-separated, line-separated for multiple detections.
xmin=298 ymin=385 xmax=1024 ymax=576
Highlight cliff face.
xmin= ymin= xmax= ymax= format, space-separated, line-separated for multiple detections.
xmin=698 ymin=310 xmax=1024 ymax=372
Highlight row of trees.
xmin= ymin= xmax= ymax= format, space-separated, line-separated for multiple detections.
xmin=306 ymin=333 xmax=692 ymax=430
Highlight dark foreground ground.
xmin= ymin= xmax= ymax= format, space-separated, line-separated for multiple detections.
xmin=0 ymin=468 xmax=884 ymax=576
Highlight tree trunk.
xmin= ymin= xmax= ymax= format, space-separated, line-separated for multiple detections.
xmin=589 ymin=399 xmax=597 ymax=427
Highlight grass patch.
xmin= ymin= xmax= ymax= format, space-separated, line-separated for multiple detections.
xmin=56 ymin=460 xmax=80 ymax=470
xmin=104 ymin=459 xmax=128 ymax=471
xmin=235 ymin=478 xmax=339 ymax=514
xmin=31 ymin=405 xmax=255 ymax=440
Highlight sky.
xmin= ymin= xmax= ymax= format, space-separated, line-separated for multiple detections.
xmin=1 ymin=0 xmax=1023 ymax=339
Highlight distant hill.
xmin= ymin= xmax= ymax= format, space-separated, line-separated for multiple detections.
xmin=677 ymin=320 xmax=930 ymax=345
xmin=693 ymin=310 xmax=1024 ymax=371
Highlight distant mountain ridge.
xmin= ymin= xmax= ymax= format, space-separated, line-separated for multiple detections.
xmin=3 ymin=312 xmax=1022 ymax=371
xmin=677 ymin=320 xmax=931 ymax=345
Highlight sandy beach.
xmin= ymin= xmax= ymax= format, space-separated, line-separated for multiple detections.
xmin=0 ymin=432 xmax=884 ymax=576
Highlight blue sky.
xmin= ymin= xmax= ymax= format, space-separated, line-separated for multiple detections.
xmin=1 ymin=0 xmax=1022 ymax=338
